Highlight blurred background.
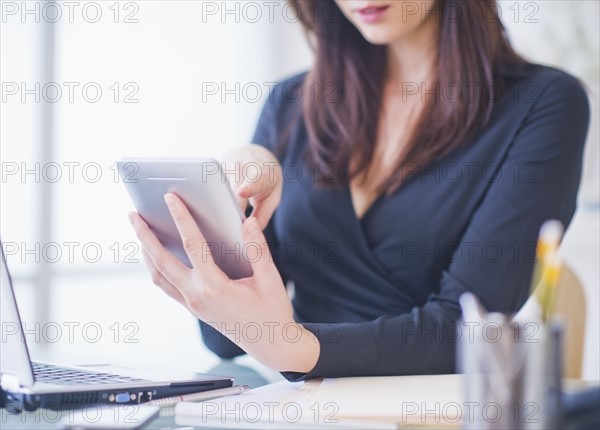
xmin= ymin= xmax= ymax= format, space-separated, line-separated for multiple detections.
xmin=1 ymin=1 xmax=598 ymax=381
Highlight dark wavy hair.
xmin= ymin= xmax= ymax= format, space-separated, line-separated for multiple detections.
xmin=289 ymin=0 xmax=526 ymax=194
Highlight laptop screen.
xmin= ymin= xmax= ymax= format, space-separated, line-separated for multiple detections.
xmin=1 ymin=241 xmax=35 ymax=387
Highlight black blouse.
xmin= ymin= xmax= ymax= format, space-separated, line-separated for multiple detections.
xmin=199 ymin=64 xmax=589 ymax=381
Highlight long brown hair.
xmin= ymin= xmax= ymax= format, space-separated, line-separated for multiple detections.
xmin=290 ymin=0 xmax=526 ymax=194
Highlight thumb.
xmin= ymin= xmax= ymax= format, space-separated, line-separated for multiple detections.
xmin=242 ymin=216 xmax=277 ymax=282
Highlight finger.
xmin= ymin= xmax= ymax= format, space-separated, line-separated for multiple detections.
xmin=129 ymin=212 xmax=190 ymax=286
xmin=250 ymin=194 xmax=280 ymax=230
xmin=242 ymin=216 xmax=280 ymax=283
xmin=141 ymin=250 xmax=186 ymax=305
xmin=163 ymin=194 xmax=224 ymax=281
xmin=237 ymin=178 xmax=265 ymax=200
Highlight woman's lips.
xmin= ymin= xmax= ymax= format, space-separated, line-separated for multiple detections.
xmin=356 ymin=5 xmax=390 ymax=24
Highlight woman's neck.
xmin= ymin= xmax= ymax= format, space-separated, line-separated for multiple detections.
xmin=385 ymin=16 xmax=438 ymax=88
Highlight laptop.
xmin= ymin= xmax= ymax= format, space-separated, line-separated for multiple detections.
xmin=0 ymin=241 xmax=233 ymax=411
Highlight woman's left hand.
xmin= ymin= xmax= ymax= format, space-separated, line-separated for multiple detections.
xmin=129 ymin=193 xmax=319 ymax=373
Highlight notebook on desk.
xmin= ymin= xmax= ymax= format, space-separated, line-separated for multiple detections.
xmin=310 ymin=375 xmax=462 ymax=428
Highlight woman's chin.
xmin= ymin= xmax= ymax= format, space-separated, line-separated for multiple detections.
xmin=356 ymin=28 xmax=400 ymax=46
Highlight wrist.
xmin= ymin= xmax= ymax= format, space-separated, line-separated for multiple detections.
xmin=233 ymin=321 xmax=320 ymax=374
xmin=276 ymin=323 xmax=320 ymax=374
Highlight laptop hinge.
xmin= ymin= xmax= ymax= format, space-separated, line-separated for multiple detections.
xmin=1 ymin=374 xmax=21 ymax=391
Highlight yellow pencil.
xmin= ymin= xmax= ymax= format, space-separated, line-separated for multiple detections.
xmin=530 ymin=220 xmax=563 ymax=294
xmin=530 ymin=220 xmax=564 ymax=321
xmin=537 ymin=250 xmax=563 ymax=321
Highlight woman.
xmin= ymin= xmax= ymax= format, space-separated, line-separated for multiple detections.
xmin=129 ymin=0 xmax=589 ymax=380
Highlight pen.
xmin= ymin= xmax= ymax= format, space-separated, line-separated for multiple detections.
xmin=147 ymin=384 xmax=250 ymax=407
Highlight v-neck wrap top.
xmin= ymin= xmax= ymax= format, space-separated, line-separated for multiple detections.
xmin=199 ymin=64 xmax=589 ymax=381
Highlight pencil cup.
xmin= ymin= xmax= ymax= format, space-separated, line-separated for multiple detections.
xmin=458 ymin=313 xmax=563 ymax=430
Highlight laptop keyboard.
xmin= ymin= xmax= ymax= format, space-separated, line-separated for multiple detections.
xmin=32 ymin=362 xmax=146 ymax=386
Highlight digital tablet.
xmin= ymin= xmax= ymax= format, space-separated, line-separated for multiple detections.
xmin=117 ymin=158 xmax=253 ymax=279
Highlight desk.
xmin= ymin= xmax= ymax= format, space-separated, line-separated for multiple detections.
xmin=2 ymin=376 xmax=597 ymax=429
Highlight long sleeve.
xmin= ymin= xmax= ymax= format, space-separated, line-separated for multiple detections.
xmin=282 ymin=72 xmax=590 ymax=380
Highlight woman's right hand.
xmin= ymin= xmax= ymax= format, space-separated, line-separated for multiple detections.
xmin=222 ymin=144 xmax=283 ymax=229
